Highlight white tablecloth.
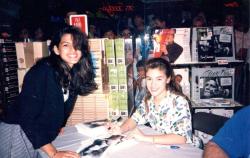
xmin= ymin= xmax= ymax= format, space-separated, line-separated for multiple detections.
xmin=40 ymin=124 xmax=203 ymax=158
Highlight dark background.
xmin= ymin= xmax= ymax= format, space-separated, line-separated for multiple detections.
xmin=0 ymin=0 xmax=249 ymax=38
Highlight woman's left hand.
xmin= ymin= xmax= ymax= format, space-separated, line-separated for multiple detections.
xmin=59 ymin=127 xmax=64 ymax=135
xmin=129 ymin=128 xmax=145 ymax=141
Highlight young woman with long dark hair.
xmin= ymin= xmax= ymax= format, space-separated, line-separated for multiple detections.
xmin=0 ymin=26 xmax=97 ymax=158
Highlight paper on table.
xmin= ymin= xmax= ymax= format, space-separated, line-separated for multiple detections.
xmin=100 ymin=139 xmax=139 ymax=158
xmin=75 ymin=123 xmax=110 ymax=139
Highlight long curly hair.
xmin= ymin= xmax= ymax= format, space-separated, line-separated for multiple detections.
xmin=144 ymin=58 xmax=186 ymax=110
xmin=48 ymin=26 xmax=97 ymax=95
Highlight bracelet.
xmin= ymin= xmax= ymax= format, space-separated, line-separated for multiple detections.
xmin=50 ymin=151 xmax=58 ymax=158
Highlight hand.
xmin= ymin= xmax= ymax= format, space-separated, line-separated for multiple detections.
xmin=58 ymin=128 xmax=64 ymax=135
xmin=129 ymin=128 xmax=145 ymax=142
xmin=105 ymin=122 xmax=122 ymax=135
xmin=53 ymin=151 xmax=80 ymax=158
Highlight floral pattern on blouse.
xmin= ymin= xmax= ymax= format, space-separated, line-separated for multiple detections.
xmin=132 ymin=91 xmax=192 ymax=144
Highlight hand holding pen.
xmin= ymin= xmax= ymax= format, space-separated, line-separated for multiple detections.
xmin=106 ymin=116 xmax=123 ymax=135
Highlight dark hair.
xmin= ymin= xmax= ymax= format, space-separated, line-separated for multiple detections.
xmin=136 ymin=59 xmax=145 ymax=68
xmin=144 ymin=58 xmax=184 ymax=104
xmin=153 ymin=15 xmax=167 ymax=23
xmin=175 ymin=74 xmax=183 ymax=79
xmin=48 ymin=26 xmax=97 ymax=95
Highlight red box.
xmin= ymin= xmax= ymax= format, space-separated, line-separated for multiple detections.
xmin=70 ymin=14 xmax=88 ymax=35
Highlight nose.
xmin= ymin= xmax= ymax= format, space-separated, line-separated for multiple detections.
xmin=70 ymin=46 xmax=77 ymax=53
xmin=150 ymin=79 xmax=156 ymax=87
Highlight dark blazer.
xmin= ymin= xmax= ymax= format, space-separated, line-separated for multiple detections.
xmin=166 ymin=42 xmax=183 ymax=63
xmin=4 ymin=60 xmax=77 ymax=149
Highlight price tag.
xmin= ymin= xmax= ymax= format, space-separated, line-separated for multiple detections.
xmin=217 ymin=59 xmax=229 ymax=65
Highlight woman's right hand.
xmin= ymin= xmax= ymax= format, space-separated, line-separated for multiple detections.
xmin=105 ymin=122 xmax=122 ymax=135
xmin=53 ymin=150 xmax=80 ymax=158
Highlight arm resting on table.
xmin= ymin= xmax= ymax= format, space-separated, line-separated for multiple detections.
xmin=203 ymin=141 xmax=228 ymax=158
xmin=120 ymin=118 xmax=137 ymax=133
xmin=132 ymin=128 xmax=186 ymax=145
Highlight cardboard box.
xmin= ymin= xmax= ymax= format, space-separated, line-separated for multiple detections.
xmin=15 ymin=42 xmax=49 ymax=68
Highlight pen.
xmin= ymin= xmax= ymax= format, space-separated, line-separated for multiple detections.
xmin=108 ymin=116 xmax=122 ymax=130
xmin=156 ymin=144 xmax=180 ymax=149
xmin=170 ymin=145 xmax=180 ymax=149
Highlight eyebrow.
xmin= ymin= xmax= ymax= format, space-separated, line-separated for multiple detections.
xmin=146 ymin=75 xmax=164 ymax=78
xmin=60 ymin=41 xmax=72 ymax=44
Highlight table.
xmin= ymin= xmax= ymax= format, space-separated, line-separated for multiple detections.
xmin=39 ymin=124 xmax=203 ymax=158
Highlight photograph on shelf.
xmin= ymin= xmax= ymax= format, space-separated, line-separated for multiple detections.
xmin=192 ymin=27 xmax=215 ymax=62
xmin=192 ymin=26 xmax=235 ymax=62
xmin=213 ymin=26 xmax=235 ymax=61
xmin=150 ymin=28 xmax=191 ymax=64
xmin=191 ymin=67 xmax=235 ymax=102
xmin=173 ymin=68 xmax=190 ymax=98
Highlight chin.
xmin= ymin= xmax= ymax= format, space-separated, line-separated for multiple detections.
xmin=150 ymin=92 xmax=160 ymax=97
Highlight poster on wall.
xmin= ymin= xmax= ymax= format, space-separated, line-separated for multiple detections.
xmin=70 ymin=14 xmax=88 ymax=35
xmin=191 ymin=67 xmax=235 ymax=102
xmin=150 ymin=28 xmax=191 ymax=64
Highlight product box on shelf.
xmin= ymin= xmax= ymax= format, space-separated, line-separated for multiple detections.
xmin=114 ymin=38 xmax=125 ymax=65
xmin=104 ymin=39 xmax=115 ymax=65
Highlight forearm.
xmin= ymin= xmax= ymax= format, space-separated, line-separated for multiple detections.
xmin=40 ymin=143 xmax=57 ymax=158
xmin=143 ymin=134 xmax=186 ymax=144
xmin=120 ymin=118 xmax=137 ymax=133
xmin=203 ymin=141 xmax=228 ymax=158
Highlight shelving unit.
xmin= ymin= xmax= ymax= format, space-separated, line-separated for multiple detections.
xmin=173 ymin=60 xmax=245 ymax=144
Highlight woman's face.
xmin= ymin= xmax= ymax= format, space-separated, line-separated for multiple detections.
xmin=146 ymin=68 xmax=170 ymax=99
xmin=54 ymin=34 xmax=82 ymax=68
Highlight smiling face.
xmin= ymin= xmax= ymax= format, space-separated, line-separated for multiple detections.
xmin=146 ymin=68 xmax=170 ymax=100
xmin=53 ymin=34 xmax=82 ymax=68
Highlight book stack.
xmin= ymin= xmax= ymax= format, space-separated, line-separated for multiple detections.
xmin=66 ymin=93 xmax=109 ymax=126
xmin=105 ymin=38 xmax=130 ymax=118
xmin=105 ymin=39 xmax=119 ymax=117
xmin=0 ymin=38 xmax=19 ymax=108
xmin=89 ymin=39 xmax=109 ymax=94
xmin=115 ymin=39 xmax=129 ymax=117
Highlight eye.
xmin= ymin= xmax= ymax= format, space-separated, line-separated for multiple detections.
xmin=63 ymin=43 xmax=69 ymax=47
xmin=146 ymin=77 xmax=151 ymax=81
xmin=157 ymin=78 xmax=163 ymax=81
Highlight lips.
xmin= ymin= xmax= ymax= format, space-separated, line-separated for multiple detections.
xmin=68 ymin=54 xmax=77 ymax=58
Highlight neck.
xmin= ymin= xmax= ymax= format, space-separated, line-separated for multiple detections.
xmin=153 ymin=90 xmax=169 ymax=105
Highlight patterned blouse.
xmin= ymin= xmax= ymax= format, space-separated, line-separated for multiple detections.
xmin=131 ymin=91 xmax=192 ymax=144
